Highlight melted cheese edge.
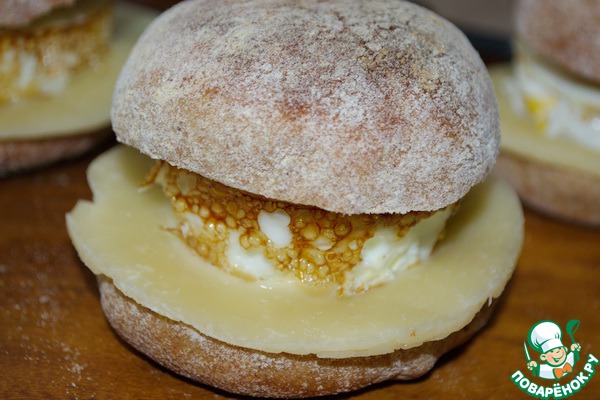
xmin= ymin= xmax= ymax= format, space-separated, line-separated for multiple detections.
xmin=66 ymin=146 xmax=524 ymax=358
xmin=0 ymin=3 xmax=158 ymax=140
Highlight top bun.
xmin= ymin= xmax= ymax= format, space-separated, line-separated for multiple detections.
xmin=0 ymin=0 xmax=76 ymax=27
xmin=516 ymin=0 xmax=600 ymax=83
xmin=112 ymin=0 xmax=499 ymax=214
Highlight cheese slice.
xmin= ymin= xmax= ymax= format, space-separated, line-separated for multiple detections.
xmin=490 ymin=65 xmax=600 ymax=177
xmin=0 ymin=2 xmax=158 ymax=140
xmin=66 ymin=146 xmax=523 ymax=358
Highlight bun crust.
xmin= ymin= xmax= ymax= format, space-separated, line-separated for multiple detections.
xmin=0 ymin=130 xmax=110 ymax=177
xmin=516 ymin=0 xmax=600 ymax=83
xmin=99 ymin=276 xmax=494 ymax=398
xmin=0 ymin=0 xmax=76 ymax=27
xmin=112 ymin=0 xmax=499 ymax=214
xmin=495 ymin=151 xmax=600 ymax=226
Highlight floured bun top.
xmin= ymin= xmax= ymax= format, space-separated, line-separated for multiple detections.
xmin=0 ymin=0 xmax=76 ymax=27
xmin=517 ymin=0 xmax=600 ymax=84
xmin=112 ymin=0 xmax=499 ymax=214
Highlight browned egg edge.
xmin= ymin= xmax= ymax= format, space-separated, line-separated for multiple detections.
xmin=148 ymin=161 xmax=456 ymax=293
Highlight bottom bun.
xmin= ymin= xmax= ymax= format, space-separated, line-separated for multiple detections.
xmin=0 ymin=130 xmax=110 ymax=177
xmin=98 ymin=276 xmax=495 ymax=398
xmin=495 ymin=151 xmax=600 ymax=226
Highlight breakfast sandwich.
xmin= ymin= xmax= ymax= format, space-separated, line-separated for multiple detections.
xmin=67 ymin=0 xmax=524 ymax=397
xmin=490 ymin=0 xmax=600 ymax=226
xmin=0 ymin=0 xmax=157 ymax=175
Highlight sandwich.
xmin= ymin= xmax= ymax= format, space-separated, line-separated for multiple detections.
xmin=0 ymin=0 xmax=157 ymax=176
xmin=490 ymin=0 xmax=600 ymax=226
xmin=67 ymin=0 xmax=524 ymax=397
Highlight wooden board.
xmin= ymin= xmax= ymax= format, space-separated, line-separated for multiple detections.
xmin=1 ymin=1 xmax=599 ymax=399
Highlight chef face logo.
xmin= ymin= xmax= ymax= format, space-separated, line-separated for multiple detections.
xmin=510 ymin=319 xmax=599 ymax=400
xmin=525 ymin=320 xmax=581 ymax=380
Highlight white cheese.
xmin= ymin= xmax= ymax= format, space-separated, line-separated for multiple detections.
xmin=66 ymin=146 xmax=524 ymax=357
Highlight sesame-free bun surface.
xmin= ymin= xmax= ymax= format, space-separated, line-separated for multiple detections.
xmin=112 ymin=0 xmax=499 ymax=214
xmin=0 ymin=0 xmax=76 ymax=27
xmin=99 ymin=276 xmax=494 ymax=398
xmin=516 ymin=0 xmax=600 ymax=83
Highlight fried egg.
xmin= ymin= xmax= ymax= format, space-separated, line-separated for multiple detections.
xmin=504 ymin=45 xmax=600 ymax=151
xmin=152 ymin=161 xmax=453 ymax=296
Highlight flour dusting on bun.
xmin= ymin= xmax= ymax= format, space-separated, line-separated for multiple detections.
xmin=67 ymin=0 xmax=524 ymax=397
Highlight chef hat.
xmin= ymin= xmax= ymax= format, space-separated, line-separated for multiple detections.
xmin=528 ymin=321 xmax=564 ymax=354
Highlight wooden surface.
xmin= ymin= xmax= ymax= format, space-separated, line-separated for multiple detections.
xmin=2 ymin=1 xmax=600 ymax=399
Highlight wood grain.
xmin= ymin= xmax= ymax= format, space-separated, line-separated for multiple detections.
xmin=1 ymin=1 xmax=599 ymax=399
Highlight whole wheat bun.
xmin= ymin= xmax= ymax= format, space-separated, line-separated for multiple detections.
xmin=0 ymin=0 xmax=76 ymax=27
xmin=112 ymin=0 xmax=499 ymax=215
xmin=495 ymin=152 xmax=600 ymax=226
xmin=0 ymin=130 xmax=110 ymax=177
xmin=516 ymin=0 xmax=600 ymax=84
xmin=98 ymin=276 xmax=494 ymax=398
